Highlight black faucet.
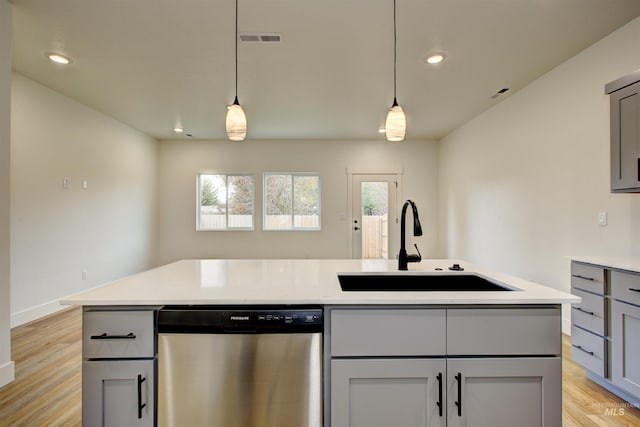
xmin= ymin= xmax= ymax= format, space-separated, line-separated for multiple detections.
xmin=398 ymin=199 xmax=423 ymax=270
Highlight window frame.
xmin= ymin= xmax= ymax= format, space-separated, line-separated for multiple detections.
xmin=263 ymin=172 xmax=321 ymax=231
xmin=196 ymin=173 xmax=255 ymax=231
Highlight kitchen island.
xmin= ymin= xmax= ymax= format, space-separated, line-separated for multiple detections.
xmin=63 ymin=259 xmax=579 ymax=427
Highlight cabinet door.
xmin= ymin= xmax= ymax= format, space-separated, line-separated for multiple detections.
xmin=611 ymin=301 xmax=640 ymax=397
xmin=447 ymin=358 xmax=561 ymax=427
xmin=610 ymin=81 xmax=640 ymax=192
xmin=331 ymin=358 xmax=446 ymax=427
xmin=83 ymin=359 xmax=155 ymax=427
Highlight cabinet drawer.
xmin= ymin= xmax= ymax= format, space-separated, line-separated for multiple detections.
xmin=571 ymin=262 xmax=605 ymax=295
xmin=570 ymin=289 xmax=606 ymax=336
xmin=571 ymin=325 xmax=606 ymax=377
xmin=611 ymin=271 xmax=640 ymax=307
xmin=447 ymin=307 xmax=561 ymax=356
xmin=330 ymin=308 xmax=446 ymax=356
xmin=84 ymin=309 xmax=156 ymax=359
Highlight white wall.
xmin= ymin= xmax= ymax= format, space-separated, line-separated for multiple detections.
xmin=439 ymin=17 xmax=640 ymax=332
xmin=157 ymin=139 xmax=439 ymax=264
xmin=10 ymin=73 xmax=158 ymax=326
xmin=0 ymin=0 xmax=14 ymax=388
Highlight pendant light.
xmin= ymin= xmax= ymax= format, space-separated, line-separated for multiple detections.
xmin=226 ymin=0 xmax=247 ymax=141
xmin=385 ymin=0 xmax=406 ymax=142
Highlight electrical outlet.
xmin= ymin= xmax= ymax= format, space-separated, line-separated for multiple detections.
xmin=62 ymin=178 xmax=70 ymax=189
xmin=82 ymin=270 xmax=87 ymax=280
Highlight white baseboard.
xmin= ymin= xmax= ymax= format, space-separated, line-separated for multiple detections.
xmin=10 ymin=299 xmax=68 ymax=328
xmin=0 ymin=360 xmax=15 ymax=388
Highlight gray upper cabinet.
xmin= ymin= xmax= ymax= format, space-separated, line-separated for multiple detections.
xmin=606 ymin=70 xmax=640 ymax=193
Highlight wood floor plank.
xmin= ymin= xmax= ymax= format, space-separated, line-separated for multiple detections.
xmin=1 ymin=308 xmax=639 ymax=426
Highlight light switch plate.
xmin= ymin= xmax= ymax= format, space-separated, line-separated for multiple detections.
xmin=598 ymin=211 xmax=608 ymax=226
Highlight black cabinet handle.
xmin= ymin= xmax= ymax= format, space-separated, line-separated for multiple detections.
xmin=571 ymin=274 xmax=595 ymax=281
xmin=629 ymin=288 xmax=640 ymax=293
xmin=90 ymin=332 xmax=136 ymax=340
xmin=137 ymin=375 xmax=147 ymax=419
xmin=572 ymin=344 xmax=595 ymax=356
xmin=455 ymin=372 xmax=462 ymax=417
xmin=436 ymin=373 xmax=443 ymax=417
xmin=572 ymin=306 xmax=595 ymax=316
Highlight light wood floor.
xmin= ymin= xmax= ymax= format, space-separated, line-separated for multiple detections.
xmin=1 ymin=307 xmax=639 ymax=426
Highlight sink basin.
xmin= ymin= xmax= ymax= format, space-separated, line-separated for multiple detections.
xmin=337 ymin=273 xmax=513 ymax=292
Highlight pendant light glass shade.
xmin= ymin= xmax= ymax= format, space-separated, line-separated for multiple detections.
xmin=385 ymin=98 xmax=406 ymax=142
xmin=226 ymin=96 xmax=247 ymax=141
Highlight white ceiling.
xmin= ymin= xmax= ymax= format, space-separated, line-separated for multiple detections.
xmin=10 ymin=0 xmax=640 ymax=141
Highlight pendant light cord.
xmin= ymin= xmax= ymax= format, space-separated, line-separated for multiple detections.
xmin=235 ymin=0 xmax=239 ymax=100
xmin=393 ymin=0 xmax=397 ymax=101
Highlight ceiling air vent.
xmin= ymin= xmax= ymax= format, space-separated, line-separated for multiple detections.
xmin=490 ymin=88 xmax=510 ymax=99
xmin=239 ymin=33 xmax=282 ymax=43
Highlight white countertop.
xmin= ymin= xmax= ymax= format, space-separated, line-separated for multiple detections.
xmin=571 ymin=256 xmax=640 ymax=274
xmin=61 ymin=259 xmax=579 ymax=306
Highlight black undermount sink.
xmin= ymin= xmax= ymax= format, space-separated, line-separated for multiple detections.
xmin=337 ymin=273 xmax=513 ymax=292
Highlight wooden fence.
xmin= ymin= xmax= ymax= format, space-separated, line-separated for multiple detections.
xmin=362 ymin=214 xmax=388 ymax=259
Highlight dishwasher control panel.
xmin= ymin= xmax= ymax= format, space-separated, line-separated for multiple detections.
xmin=159 ymin=305 xmax=323 ymax=333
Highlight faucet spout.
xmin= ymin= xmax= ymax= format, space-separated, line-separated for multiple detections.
xmin=398 ymin=200 xmax=423 ymax=270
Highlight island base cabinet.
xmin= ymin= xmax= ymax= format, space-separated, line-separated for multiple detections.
xmin=611 ymin=301 xmax=640 ymax=398
xmin=446 ymin=358 xmax=561 ymax=427
xmin=331 ymin=358 xmax=446 ymax=427
xmin=83 ymin=359 xmax=156 ymax=427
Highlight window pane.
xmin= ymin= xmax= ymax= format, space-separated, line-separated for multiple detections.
xmin=198 ymin=174 xmax=254 ymax=230
xmin=265 ymin=174 xmax=292 ymax=229
xmin=294 ymin=175 xmax=320 ymax=228
xmin=199 ymin=174 xmax=227 ymax=230
xmin=228 ymin=175 xmax=254 ymax=228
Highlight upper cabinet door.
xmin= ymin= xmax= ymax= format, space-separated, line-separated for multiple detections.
xmin=607 ymin=72 xmax=640 ymax=193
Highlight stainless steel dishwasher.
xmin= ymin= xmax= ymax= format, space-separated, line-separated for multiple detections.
xmin=157 ymin=306 xmax=323 ymax=427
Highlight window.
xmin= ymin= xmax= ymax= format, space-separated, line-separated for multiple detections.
xmin=264 ymin=173 xmax=321 ymax=230
xmin=197 ymin=174 xmax=254 ymax=230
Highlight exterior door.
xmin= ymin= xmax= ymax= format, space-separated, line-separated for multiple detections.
xmin=350 ymin=174 xmax=398 ymax=259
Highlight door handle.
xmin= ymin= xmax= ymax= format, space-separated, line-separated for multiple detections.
xmin=571 ymin=274 xmax=595 ymax=281
xmin=137 ymin=374 xmax=147 ymax=419
xmin=455 ymin=372 xmax=462 ymax=416
xmin=572 ymin=306 xmax=595 ymax=316
xmin=90 ymin=332 xmax=136 ymax=340
xmin=436 ymin=372 xmax=443 ymax=417
xmin=572 ymin=344 xmax=595 ymax=357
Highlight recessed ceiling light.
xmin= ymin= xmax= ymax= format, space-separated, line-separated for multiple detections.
xmin=425 ymin=53 xmax=445 ymax=64
xmin=173 ymin=126 xmax=184 ymax=133
xmin=47 ymin=53 xmax=72 ymax=65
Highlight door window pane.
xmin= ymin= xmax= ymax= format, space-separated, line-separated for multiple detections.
xmin=361 ymin=181 xmax=389 ymax=258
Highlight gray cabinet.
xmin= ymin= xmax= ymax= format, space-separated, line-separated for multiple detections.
xmin=82 ymin=307 xmax=158 ymax=427
xmin=569 ymin=261 xmax=640 ymax=405
xmin=446 ymin=358 xmax=561 ymax=427
xmin=606 ymin=70 xmax=640 ymax=193
xmin=331 ymin=358 xmax=446 ymax=427
xmin=83 ymin=360 xmax=155 ymax=427
xmin=326 ymin=306 xmax=561 ymax=427
xmin=569 ymin=262 xmax=608 ymax=378
xmin=611 ymin=271 xmax=640 ymax=398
